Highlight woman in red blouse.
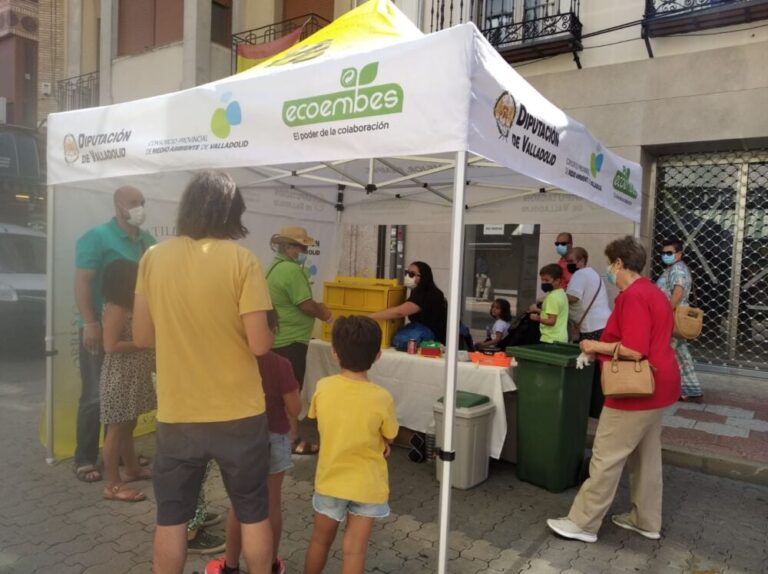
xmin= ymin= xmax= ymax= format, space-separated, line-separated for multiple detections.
xmin=547 ymin=236 xmax=680 ymax=543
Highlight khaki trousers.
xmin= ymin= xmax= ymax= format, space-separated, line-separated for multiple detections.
xmin=568 ymin=406 xmax=664 ymax=534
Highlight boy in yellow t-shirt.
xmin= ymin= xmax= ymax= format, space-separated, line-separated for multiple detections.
xmin=305 ymin=316 xmax=399 ymax=574
xmin=531 ymin=263 xmax=569 ymax=343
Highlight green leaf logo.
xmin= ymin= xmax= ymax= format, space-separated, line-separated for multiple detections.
xmin=358 ymin=62 xmax=379 ymax=86
xmin=340 ymin=67 xmax=357 ymax=88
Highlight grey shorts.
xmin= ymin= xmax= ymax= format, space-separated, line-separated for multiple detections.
xmin=153 ymin=414 xmax=269 ymax=526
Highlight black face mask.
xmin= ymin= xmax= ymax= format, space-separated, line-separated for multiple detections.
xmin=567 ymin=263 xmax=578 ymax=274
xmin=541 ymin=283 xmax=554 ymax=293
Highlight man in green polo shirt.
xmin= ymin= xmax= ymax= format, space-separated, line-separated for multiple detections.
xmin=73 ymin=185 xmax=155 ymax=482
xmin=267 ymin=226 xmax=331 ymax=455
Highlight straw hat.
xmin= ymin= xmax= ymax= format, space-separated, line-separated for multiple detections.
xmin=270 ymin=226 xmax=315 ymax=247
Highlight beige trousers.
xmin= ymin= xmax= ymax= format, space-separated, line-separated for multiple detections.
xmin=568 ymin=406 xmax=664 ymax=534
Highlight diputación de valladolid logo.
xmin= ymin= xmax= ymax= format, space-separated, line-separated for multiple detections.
xmin=282 ymin=62 xmax=403 ymax=131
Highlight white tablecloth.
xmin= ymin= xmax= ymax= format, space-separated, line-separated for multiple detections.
xmin=302 ymin=340 xmax=516 ymax=459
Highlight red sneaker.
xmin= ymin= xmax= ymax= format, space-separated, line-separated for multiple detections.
xmin=205 ymin=557 xmax=235 ymax=574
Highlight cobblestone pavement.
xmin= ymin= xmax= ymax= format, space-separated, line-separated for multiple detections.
xmin=2 ymin=358 xmax=767 ymax=574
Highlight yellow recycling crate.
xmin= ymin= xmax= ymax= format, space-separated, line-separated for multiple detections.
xmin=321 ymin=276 xmax=406 ymax=348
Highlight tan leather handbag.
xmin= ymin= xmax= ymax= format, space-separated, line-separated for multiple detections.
xmin=673 ymin=306 xmax=704 ymax=340
xmin=601 ymin=344 xmax=655 ymax=398
xmin=673 ymin=280 xmax=703 ymax=340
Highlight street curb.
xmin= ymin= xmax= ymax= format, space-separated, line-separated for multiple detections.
xmin=586 ymin=432 xmax=768 ymax=486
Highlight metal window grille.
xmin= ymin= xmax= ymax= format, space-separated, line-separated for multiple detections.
xmin=652 ymin=151 xmax=768 ymax=377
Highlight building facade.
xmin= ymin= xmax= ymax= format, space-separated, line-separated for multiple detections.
xmin=52 ymin=1 xmax=768 ymax=376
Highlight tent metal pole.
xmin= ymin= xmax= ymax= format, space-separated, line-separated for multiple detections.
xmin=437 ymin=150 xmax=468 ymax=574
xmin=45 ymin=185 xmax=55 ymax=465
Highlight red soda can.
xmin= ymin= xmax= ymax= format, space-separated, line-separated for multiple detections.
xmin=407 ymin=339 xmax=418 ymax=354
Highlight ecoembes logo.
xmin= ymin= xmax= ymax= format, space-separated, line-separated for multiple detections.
xmin=282 ymin=62 xmax=404 ymax=128
xmin=613 ymin=167 xmax=638 ymax=199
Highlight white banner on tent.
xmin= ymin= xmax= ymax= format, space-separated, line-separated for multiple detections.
xmin=48 ymin=28 xmax=472 ymax=187
xmin=467 ymin=28 xmax=642 ymax=222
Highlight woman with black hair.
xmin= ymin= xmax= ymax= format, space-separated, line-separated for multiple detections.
xmin=370 ymin=261 xmax=448 ymax=344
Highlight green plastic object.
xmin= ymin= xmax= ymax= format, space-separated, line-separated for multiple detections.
xmin=506 ymin=343 xmax=580 ymax=367
xmin=419 ymin=340 xmax=441 ymax=349
xmin=508 ymin=343 xmax=594 ymax=492
xmin=438 ymin=390 xmax=490 ymax=409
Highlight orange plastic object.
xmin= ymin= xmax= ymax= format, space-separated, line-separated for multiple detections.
xmin=469 ymin=352 xmax=512 ymax=368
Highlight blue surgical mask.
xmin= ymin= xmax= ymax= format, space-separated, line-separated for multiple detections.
xmin=606 ymin=265 xmax=617 ymax=285
xmin=661 ymin=254 xmax=676 ymax=266
xmin=296 ymin=253 xmax=307 ymax=265
xmin=556 ymin=244 xmax=568 ymax=256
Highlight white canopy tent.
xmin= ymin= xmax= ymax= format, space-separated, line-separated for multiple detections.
xmin=45 ymin=2 xmax=642 ymax=571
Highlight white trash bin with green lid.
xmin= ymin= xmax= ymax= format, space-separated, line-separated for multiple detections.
xmin=434 ymin=391 xmax=495 ymax=489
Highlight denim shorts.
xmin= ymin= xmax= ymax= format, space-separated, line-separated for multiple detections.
xmin=269 ymin=432 xmax=294 ymax=475
xmin=312 ymin=493 xmax=390 ymax=522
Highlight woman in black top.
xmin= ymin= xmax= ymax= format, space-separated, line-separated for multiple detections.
xmin=371 ymin=261 xmax=448 ymax=344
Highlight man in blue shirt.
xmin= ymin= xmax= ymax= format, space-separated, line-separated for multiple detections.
xmin=73 ymin=186 xmax=155 ymax=482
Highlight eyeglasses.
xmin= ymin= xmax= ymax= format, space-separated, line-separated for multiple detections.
xmin=554 ymin=242 xmax=570 ymax=247
xmin=405 ymin=271 xmax=421 ymax=278
xmin=661 ymin=250 xmax=676 ymax=256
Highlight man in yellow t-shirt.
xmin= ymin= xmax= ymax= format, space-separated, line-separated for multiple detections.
xmin=305 ymin=316 xmax=399 ymax=574
xmin=133 ymin=171 xmax=274 ymax=574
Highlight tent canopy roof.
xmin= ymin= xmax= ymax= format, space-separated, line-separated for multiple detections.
xmin=46 ymin=0 xmax=642 ymax=222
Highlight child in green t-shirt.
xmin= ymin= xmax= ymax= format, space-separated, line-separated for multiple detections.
xmin=531 ymin=263 xmax=569 ymax=343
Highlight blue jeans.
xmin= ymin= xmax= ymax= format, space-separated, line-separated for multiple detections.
xmin=74 ymin=329 xmax=103 ymax=466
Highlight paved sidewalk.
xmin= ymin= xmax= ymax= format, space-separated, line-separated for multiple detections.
xmin=2 ymin=358 xmax=768 ymax=574
xmin=587 ymin=371 xmax=768 ymax=484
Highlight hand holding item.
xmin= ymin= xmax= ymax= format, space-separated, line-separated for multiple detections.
xmin=529 ymin=312 xmax=540 ymax=322
xmin=83 ymin=322 xmax=102 ymax=354
xmin=579 ymin=339 xmax=597 ymax=355
xmin=575 ymin=353 xmax=593 ymax=370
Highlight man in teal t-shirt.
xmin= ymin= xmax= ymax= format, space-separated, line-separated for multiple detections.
xmin=72 ymin=186 xmax=155 ymax=482
xmin=532 ymin=263 xmax=569 ymax=344
xmin=266 ymin=226 xmax=331 ymax=455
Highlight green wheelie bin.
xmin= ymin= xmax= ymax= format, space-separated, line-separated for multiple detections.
xmin=506 ymin=343 xmax=595 ymax=492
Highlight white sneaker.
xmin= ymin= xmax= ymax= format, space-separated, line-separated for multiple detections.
xmin=546 ymin=517 xmax=598 ymax=543
xmin=611 ymin=513 xmax=661 ymax=540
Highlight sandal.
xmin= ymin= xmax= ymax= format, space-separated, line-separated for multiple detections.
xmin=122 ymin=467 xmax=153 ymax=482
xmin=292 ymin=438 xmax=319 ymax=456
xmin=103 ymin=483 xmax=146 ymax=502
xmin=74 ymin=464 xmax=102 ymax=483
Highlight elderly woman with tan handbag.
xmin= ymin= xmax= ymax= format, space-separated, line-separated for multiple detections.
xmin=546 ymin=236 xmax=680 ymax=543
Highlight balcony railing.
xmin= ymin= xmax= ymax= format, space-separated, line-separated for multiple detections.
xmin=429 ymin=1 xmax=582 ymax=66
xmin=56 ymin=72 xmax=99 ymax=112
xmin=231 ymin=13 xmax=330 ymax=74
xmin=643 ymin=0 xmax=768 ymax=52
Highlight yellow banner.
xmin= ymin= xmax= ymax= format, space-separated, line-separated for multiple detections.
xmin=248 ymin=0 xmax=422 ymax=71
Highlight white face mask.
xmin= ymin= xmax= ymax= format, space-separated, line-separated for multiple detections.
xmin=126 ymin=205 xmax=146 ymax=227
xmin=403 ymin=275 xmax=417 ymax=288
